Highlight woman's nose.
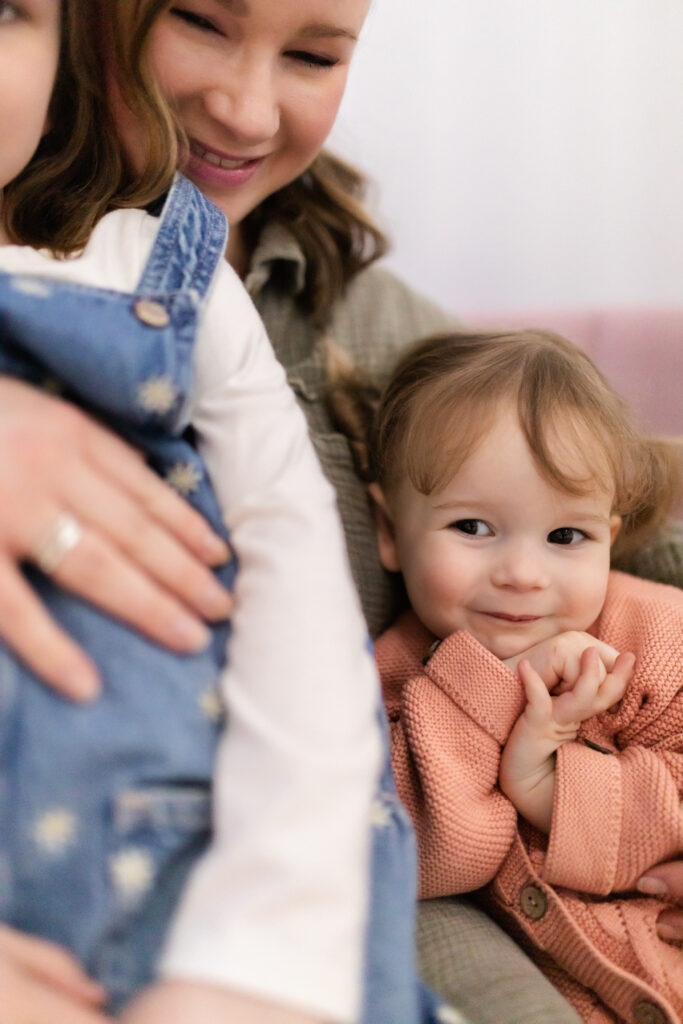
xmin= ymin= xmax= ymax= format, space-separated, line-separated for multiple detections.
xmin=203 ymin=65 xmax=280 ymax=145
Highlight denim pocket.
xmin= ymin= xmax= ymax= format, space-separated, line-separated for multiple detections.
xmin=97 ymin=784 xmax=212 ymax=1011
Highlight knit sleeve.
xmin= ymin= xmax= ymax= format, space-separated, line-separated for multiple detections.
xmin=379 ymin=624 xmax=525 ymax=899
xmin=542 ymin=576 xmax=683 ymax=895
xmin=543 ymin=733 xmax=683 ymax=894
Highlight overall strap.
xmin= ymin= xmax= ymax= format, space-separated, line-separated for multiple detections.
xmin=136 ymin=174 xmax=228 ymax=302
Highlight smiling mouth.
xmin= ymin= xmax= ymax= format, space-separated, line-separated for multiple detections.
xmin=190 ymin=141 xmax=262 ymax=170
xmin=481 ymin=612 xmax=541 ymax=623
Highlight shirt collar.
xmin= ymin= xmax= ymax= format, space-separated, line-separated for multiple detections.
xmin=244 ymin=222 xmax=306 ymax=300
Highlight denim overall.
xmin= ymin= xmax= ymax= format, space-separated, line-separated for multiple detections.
xmin=0 ymin=175 xmax=458 ymax=1023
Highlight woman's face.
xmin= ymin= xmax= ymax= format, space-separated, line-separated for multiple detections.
xmin=119 ymin=0 xmax=370 ymax=240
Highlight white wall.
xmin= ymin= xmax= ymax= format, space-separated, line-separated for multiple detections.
xmin=329 ymin=0 xmax=683 ymax=314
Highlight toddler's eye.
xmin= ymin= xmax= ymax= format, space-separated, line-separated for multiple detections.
xmin=548 ymin=527 xmax=585 ymax=545
xmin=451 ymin=519 xmax=491 ymax=537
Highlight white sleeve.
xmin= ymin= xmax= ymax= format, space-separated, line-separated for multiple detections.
xmin=158 ymin=261 xmax=382 ymax=1024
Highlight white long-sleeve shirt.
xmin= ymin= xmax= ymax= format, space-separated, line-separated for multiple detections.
xmin=0 ymin=208 xmax=381 ymax=1023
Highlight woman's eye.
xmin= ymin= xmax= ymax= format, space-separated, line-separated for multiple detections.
xmin=287 ymin=50 xmax=339 ymax=69
xmin=169 ymin=7 xmax=219 ymax=33
xmin=548 ymin=527 xmax=586 ymax=545
xmin=451 ymin=519 xmax=491 ymax=537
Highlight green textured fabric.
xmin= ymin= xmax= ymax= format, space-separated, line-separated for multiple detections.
xmin=417 ymin=898 xmax=582 ymax=1024
xmin=246 ymin=226 xmax=682 ymax=1023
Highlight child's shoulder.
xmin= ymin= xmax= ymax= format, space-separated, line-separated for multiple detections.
xmin=599 ymin=570 xmax=683 ymax=648
xmin=0 ymin=207 xmax=158 ymax=293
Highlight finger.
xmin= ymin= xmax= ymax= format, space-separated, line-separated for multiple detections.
xmin=655 ymin=907 xmax=683 ymax=942
xmin=0 ymin=925 xmax=105 ymax=1005
xmin=637 ymin=859 xmax=683 ymax=902
xmin=49 ymin=530 xmax=213 ymax=654
xmin=3 ymin=978 xmax=114 ymax=1024
xmin=518 ymin=659 xmax=551 ymax=719
xmin=569 ymin=647 xmax=603 ymax=708
xmin=82 ymin=424 xmax=229 ymax=566
xmin=0 ymin=558 xmax=100 ymax=700
xmin=62 ymin=466 xmax=232 ymax=622
xmin=595 ymin=652 xmax=635 ymax=713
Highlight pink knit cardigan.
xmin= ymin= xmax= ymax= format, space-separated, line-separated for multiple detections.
xmin=377 ymin=572 xmax=683 ymax=1024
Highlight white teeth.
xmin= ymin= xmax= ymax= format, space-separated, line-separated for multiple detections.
xmin=198 ymin=147 xmax=250 ymax=169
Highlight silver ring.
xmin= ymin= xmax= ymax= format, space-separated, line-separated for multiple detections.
xmin=34 ymin=513 xmax=84 ymax=574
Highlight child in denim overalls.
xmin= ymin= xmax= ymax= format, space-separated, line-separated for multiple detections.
xmin=0 ymin=2 xmax=460 ymax=1023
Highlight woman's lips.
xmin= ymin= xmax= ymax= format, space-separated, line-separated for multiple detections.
xmin=183 ymin=140 xmax=265 ymax=188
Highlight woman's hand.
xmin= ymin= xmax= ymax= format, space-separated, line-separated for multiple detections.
xmin=637 ymin=859 xmax=683 ymax=941
xmin=119 ymin=980 xmax=325 ymax=1024
xmin=0 ymin=923 xmax=113 ymax=1024
xmin=0 ymin=378 xmax=233 ymax=700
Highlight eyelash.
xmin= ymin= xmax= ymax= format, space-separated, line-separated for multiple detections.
xmin=451 ymin=519 xmax=491 ymax=537
xmin=286 ymin=50 xmax=339 ymax=69
xmin=169 ymin=7 xmax=217 ymax=32
xmin=0 ymin=1 xmax=20 ymax=23
xmin=547 ymin=527 xmax=588 ymax=545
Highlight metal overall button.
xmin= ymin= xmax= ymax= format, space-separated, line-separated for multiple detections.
xmin=519 ymin=884 xmax=548 ymax=921
xmin=134 ymin=299 xmax=170 ymax=328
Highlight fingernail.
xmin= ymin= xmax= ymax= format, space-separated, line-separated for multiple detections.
xmin=64 ymin=665 xmax=101 ymax=702
xmin=657 ymin=923 xmax=681 ymax=941
xmin=201 ymin=581 xmax=232 ymax=618
xmin=174 ymin=616 xmax=211 ymax=651
xmin=636 ymin=876 xmax=668 ymax=896
xmin=203 ymin=533 xmax=230 ymax=565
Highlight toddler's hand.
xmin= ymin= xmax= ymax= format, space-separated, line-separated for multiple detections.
xmin=504 ymin=631 xmax=622 ymax=693
xmin=519 ymin=646 xmax=635 ymax=740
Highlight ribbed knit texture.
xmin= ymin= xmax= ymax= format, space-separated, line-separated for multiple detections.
xmin=377 ymin=572 xmax=683 ymax=1024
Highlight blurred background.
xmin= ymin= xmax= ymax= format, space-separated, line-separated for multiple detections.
xmin=329 ymin=0 xmax=683 ymax=315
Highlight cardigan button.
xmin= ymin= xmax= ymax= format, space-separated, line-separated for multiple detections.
xmin=134 ymin=299 xmax=170 ymax=328
xmin=519 ymin=884 xmax=548 ymax=921
xmin=633 ymin=1001 xmax=669 ymax=1024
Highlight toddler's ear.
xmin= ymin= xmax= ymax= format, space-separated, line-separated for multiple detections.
xmin=368 ymin=483 xmax=401 ymax=572
xmin=609 ymin=515 xmax=622 ymax=546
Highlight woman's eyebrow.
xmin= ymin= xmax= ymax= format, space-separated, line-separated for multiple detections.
xmin=300 ymin=24 xmax=359 ymax=41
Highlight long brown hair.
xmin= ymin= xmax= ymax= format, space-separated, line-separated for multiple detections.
xmin=242 ymin=150 xmax=388 ymax=326
xmin=3 ymin=0 xmax=388 ymax=299
xmin=1 ymin=0 xmax=178 ymax=253
xmin=327 ymin=329 xmax=682 ymax=557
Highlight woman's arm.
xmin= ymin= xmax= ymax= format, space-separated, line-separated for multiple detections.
xmin=0 ymin=377 xmax=232 ymax=698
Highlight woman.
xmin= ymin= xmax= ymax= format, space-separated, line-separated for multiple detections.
xmin=1 ymin=1 xmax=681 ymax=1022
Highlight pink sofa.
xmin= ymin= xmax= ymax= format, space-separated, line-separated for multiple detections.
xmin=464 ymin=308 xmax=682 ymax=437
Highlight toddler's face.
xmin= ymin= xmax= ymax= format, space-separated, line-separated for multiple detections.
xmin=377 ymin=405 xmax=620 ymax=660
xmin=0 ymin=0 xmax=60 ymax=202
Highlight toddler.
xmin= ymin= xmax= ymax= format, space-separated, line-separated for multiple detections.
xmin=331 ymin=327 xmax=683 ymax=1023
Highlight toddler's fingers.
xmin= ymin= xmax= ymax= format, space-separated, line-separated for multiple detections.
xmin=569 ymin=647 xmax=603 ymax=707
xmin=518 ymin=658 xmax=550 ymax=718
xmin=596 ymin=651 xmax=635 ymax=713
